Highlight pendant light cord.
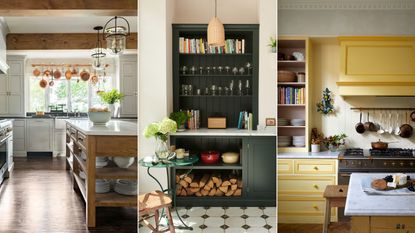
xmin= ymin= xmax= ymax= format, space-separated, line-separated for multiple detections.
xmin=215 ymin=0 xmax=217 ymax=17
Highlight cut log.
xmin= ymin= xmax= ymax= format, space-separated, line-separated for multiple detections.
xmin=180 ymin=188 xmax=187 ymax=196
xmin=219 ymin=186 xmax=228 ymax=193
xmin=201 ymin=189 xmax=209 ymax=196
xmin=203 ymin=183 xmax=212 ymax=191
xmin=179 ymin=180 xmax=189 ymax=188
xmin=231 ymin=184 xmax=238 ymax=191
xmin=237 ymin=177 xmax=243 ymax=188
xmin=184 ymin=174 xmax=194 ymax=183
xmin=215 ymin=178 xmax=222 ymax=188
xmin=221 ymin=180 xmax=231 ymax=187
xmin=234 ymin=188 xmax=242 ymax=196
xmin=175 ymin=174 xmax=180 ymax=183
xmin=208 ymin=188 xmax=217 ymax=196
xmin=199 ymin=174 xmax=210 ymax=188
xmin=229 ymin=174 xmax=237 ymax=184
xmin=176 ymin=184 xmax=182 ymax=193
xmin=190 ymin=187 xmax=200 ymax=193
xmin=225 ymin=190 xmax=235 ymax=196
xmin=212 ymin=173 xmax=221 ymax=184
xmin=195 ymin=191 xmax=202 ymax=197
xmin=206 ymin=179 xmax=214 ymax=189
xmin=190 ymin=175 xmax=201 ymax=188
xmin=215 ymin=189 xmax=224 ymax=196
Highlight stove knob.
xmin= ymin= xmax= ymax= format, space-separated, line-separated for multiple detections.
xmin=392 ymin=162 xmax=396 ymax=166
xmin=351 ymin=161 xmax=355 ymax=165
xmin=400 ymin=162 xmax=404 ymax=167
xmin=411 ymin=162 xmax=414 ymax=166
xmin=384 ymin=162 xmax=388 ymax=166
xmin=358 ymin=161 xmax=362 ymax=166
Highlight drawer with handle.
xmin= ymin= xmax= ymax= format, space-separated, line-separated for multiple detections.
xmin=77 ymin=131 xmax=87 ymax=149
xmin=279 ymin=199 xmax=326 ymax=215
xmin=278 ymin=159 xmax=293 ymax=174
xmin=278 ymin=176 xmax=335 ymax=195
xmin=294 ymin=159 xmax=336 ymax=174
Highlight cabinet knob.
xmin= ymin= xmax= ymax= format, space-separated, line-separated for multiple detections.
xmin=313 ymin=166 xmax=319 ymax=171
xmin=392 ymin=162 xmax=396 ymax=166
xmin=396 ymin=224 xmax=401 ymax=229
xmin=313 ymin=184 xmax=319 ymax=189
xmin=312 ymin=205 xmax=318 ymax=210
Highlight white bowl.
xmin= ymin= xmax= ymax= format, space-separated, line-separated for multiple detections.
xmin=88 ymin=111 xmax=111 ymax=125
xmin=114 ymin=179 xmax=137 ymax=196
xmin=113 ymin=157 xmax=135 ymax=168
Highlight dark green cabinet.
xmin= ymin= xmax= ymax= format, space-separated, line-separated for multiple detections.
xmin=245 ymin=136 xmax=276 ymax=203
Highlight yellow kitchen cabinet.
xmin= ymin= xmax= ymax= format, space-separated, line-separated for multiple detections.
xmin=352 ymin=216 xmax=415 ymax=233
xmin=337 ymin=37 xmax=415 ymax=96
xmin=278 ymin=158 xmax=338 ymax=223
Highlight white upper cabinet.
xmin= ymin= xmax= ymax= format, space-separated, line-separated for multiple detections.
xmin=0 ymin=55 xmax=25 ymax=117
xmin=119 ymin=54 xmax=137 ymax=117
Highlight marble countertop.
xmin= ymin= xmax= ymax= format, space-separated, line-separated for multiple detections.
xmin=170 ymin=127 xmax=276 ymax=137
xmin=278 ymin=151 xmax=339 ymax=159
xmin=345 ymin=173 xmax=415 ymax=216
xmin=66 ymin=119 xmax=137 ymax=136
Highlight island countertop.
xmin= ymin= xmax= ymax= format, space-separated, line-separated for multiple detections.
xmin=65 ymin=119 xmax=137 ymax=136
xmin=345 ymin=173 xmax=415 ymax=216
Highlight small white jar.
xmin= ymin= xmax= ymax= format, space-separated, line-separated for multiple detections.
xmin=311 ymin=144 xmax=320 ymax=153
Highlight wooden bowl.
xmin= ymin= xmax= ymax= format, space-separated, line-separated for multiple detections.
xmin=278 ymin=70 xmax=296 ymax=82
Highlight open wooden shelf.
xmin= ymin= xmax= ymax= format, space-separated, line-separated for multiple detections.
xmin=277 ymin=82 xmax=306 ymax=86
xmin=95 ymin=192 xmax=137 ymax=207
xmin=278 ymin=104 xmax=306 ymax=107
xmin=278 ymin=60 xmax=305 ymax=67
xmin=73 ymin=172 xmax=87 ymax=201
xmin=176 ymin=161 xmax=243 ymax=170
xmin=73 ymin=152 xmax=87 ymax=174
xmin=96 ymin=162 xmax=137 ymax=180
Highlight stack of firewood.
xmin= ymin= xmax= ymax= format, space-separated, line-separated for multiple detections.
xmin=176 ymin=172 xmax=242 ymax=197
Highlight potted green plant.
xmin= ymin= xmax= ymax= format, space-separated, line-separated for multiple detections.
xmin=169 ymin=111 xmax=189 ymax=131
xmin=98 ymin=89 xmax=124 ymax=117
xmin=268 ymin=36 xmax=277 ymax=53
xmin=144 ymin=118 xmax=178 ymax=161
xmin=322 ymin=133 xmax=347 ymax=152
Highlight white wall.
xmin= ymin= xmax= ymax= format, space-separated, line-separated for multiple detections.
xmin=311 ymin=40 xmax=415 ymax=149
xmin=174 ymin=0 xmax=259 ymax=23
xmin=139 ymin=0 xmax=175 ymax=193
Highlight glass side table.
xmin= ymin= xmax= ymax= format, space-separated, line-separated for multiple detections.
xmin=139 ymin=156 xmax=199 ymax=230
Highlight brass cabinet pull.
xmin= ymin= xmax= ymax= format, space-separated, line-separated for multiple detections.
xmin=313 ymin=166 xmax=319 ymax=170
xmin=313 ymin=184 xmax=319 ymax=189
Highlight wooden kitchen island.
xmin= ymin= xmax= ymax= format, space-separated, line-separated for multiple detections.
xmin=65 ymin=119 xmax=137 ymax=227
xmin=346 ymin=173 xmax=415 ymax=233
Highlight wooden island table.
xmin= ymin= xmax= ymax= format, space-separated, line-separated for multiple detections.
xmin=65 ymin=119 xmax=137 ymax=227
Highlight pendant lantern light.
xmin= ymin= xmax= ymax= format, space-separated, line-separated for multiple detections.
xmin=91 ymin=26 xmax=106 ymax=70
xmin=103 ymin=16 xmax=130 ymax=55
xmin=208 ymin=0 xmax=225 ymax=47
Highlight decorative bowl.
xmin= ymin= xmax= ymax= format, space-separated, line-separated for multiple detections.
xmin=113 ymin=157 xmax=135 ymax=168
xmin=221 ymin=152 xmax=239 ymax=164
xmin=88 ymin=111 xmax=111 ymax=125
xmin=200 ymin=151 xmax=220 ymax=164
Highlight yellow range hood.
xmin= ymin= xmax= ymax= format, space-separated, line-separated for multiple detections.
xmin=336 ymin=36 xmax=415 ymax=96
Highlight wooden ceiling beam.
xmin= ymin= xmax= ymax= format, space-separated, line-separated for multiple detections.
xmin=6 ymin=33 xmax=137 ymax=50
xmin=0 ymin=0 xmax=137 ymax=16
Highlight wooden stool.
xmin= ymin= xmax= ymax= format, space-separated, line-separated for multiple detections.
xmin=323 ymin=185 xmax=348 ymax=233
xmin=139 ymin=191 xmax=175 ymax=233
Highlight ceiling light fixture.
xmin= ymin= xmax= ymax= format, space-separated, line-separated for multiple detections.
xmin=91 ymin=26 xmax=106 ymax=70
xmin=207 ymin=0 xmax=225 ymax=47
xmin=103 ymin=16 xmax=130 ymax=55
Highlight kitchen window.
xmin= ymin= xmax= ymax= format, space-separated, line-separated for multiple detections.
xmin=29 ymin=76 xmax=113 ymax=112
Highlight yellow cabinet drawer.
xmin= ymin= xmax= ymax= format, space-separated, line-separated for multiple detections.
xmin=371 ymin=217 xmax=415 ymax=230
xmin=278 ymin=176 xmax=335 ymax=195
xmin=278 ymin=159 xmax=293 ymax=174
xmin=294 ymin=159 xmax=336 ymax=174
xmin=279 ymin=199 xmax=325 ymax=215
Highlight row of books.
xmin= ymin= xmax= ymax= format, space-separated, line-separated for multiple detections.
xmin=237 ymin=111 xmax=253 ymax=130
xmin=185 ymin=109 xmax=200 ymax=130
xmin=179 ymin=37 xmax=246 ymax=54
xmin=278 ymin=87 xmax=305 ymax=105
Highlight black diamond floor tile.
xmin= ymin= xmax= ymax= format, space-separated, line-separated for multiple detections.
xmin=261 ymin=214 xmax=269 ymax=219
xmin=201 ymin=214 xmax=210 ymax=219
xmin=220 ymin=224 xmax=230 ymax=230
xmin=221 ymin=214 xmax=230 ymax=219
xmin=185 ymin=206 xmax=192 ymax=210
xmin=259 ymin=206 xmax=266 ymax=210
xmin=264 ymin=224 xmax=273 ymax=230
xmin=222 ymin=206 xmax=229 ymax=209
xmin=240 ymin=207 xmax=247 ymax=210
xmin=181 ymin=214 xmax=190 ymax=219
xmin=241 ymin=214 xmax=249 ymax=219
xmin=199 ymin=224 xmax=208 ymax=230
xmin=203 ymin=206 xmax=211 ymax=210
xmin=242 ymin=224 xmax=251 ymax=229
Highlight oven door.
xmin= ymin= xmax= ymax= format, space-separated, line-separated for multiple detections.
xmin=0 ymin=137 xmax=7 ymax=171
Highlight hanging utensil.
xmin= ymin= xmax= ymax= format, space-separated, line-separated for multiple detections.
xmin=53 ymin=67 xmax=61 ymax=80
xmin=364 ymin=112 xmax=376 ymax=132
xmin=80 ymin=68 xmax=90 ymax=81
xmin=377 ymin=111 xmax=385 ymax=134
xmin=356 ymin=112 xmax=365 ymax=134
xmin=39 ymin=74 xmax=48 ymax=88
xmin=49 ymin=68 xmax=55 ymax=87
xmin=394 ymin=112 xmax=401 ymax=136
xmin=399 ymin=112 xmax=413 ymax=138
xmin=33 ymin=67 xmax=41 ymax=77
xmin=65 ymin=66 xmax=72 ymax=80
xmin=411 ymin=111 xmax=415 ymax=122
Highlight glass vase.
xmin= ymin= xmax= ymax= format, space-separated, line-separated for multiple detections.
xmin=155 ymin=139 xmax=174 ymax=161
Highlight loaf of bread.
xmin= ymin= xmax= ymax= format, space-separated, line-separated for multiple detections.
xmin=371 ymin=179 xmax=387 ymax=190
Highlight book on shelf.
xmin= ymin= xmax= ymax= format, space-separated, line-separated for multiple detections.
xmin=179 ymin=37 xmax=246 ymax=54
xmin=278 ymin=87 xmax=305 ymax=105
xmin=237 ymin=111 xmax=253 ymax=130
xmin=184 ymin=109 xmax=200 ymax=129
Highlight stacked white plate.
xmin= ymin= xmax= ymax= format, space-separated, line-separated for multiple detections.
xmin=96 ymin=179 xmax=111 ymax=193
xmin=79 ymin=171 xmax=86 ymax=180
xmin=81 ymin=152 xmax=87 ymax=161
xmin=293 ymin=136 xmax=306 ymax=147
xmin=278 ymin=118 xmax=289 ymax=126
xmin=96 ymin=157 xmax=108 ymax=168
xmin=114 ymin=179 xmax=137 ymax=196
xmin=290 ymin=119 xmax=305 ymax=126
xmin=278 ymin=136 xmax=292 ymax=147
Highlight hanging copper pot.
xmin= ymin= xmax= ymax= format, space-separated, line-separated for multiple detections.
xmin=90 ymin=71 xmax=98 ymax=84
xmin=33 ymin=68 xmax=41 ymax=77
xmin=53 ymin=69 xmax=61 ymax=79
xmin=39 ymin=77 xmax=48 ymax=88
xmin=65 ymin=68 xmax=72 ymax=80
xmin=80 ymin=69 xmax=90 ymax=81
xmin=43 ymin=68 xmax=51 ymax=77
xmin=71 ymin=67 xmax=78 ymax=76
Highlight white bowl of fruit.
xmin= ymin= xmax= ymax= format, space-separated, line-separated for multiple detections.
xmin=88 ymin=107 xmax=111 ymax=125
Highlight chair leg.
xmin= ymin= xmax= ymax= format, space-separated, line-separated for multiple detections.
xmin=154 ymin=209 xmax=160 ymax=232
xmin=165 ymin=207 xmax=176 ymax=233
xmin=323 ymin=200 xmax=331 ymax=233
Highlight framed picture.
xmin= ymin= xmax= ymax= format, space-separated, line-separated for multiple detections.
xmin=265 ymin=118 xmax=276 ymax=126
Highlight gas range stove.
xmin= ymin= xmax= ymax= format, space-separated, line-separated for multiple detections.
xmin=341 ymin=148 xmax=415 ymax=159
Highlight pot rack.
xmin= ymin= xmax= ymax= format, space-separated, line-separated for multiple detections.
xmin=31 ymin=64 xmax=110 ymax=68
xmin=350 ymin=107 xmax=415 ymax=111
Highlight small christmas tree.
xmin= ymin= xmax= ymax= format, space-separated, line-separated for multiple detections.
xmin=316 ymin=88 xmax=334 ymax=115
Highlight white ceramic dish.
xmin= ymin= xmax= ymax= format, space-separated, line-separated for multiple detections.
xmin=113 ymin=157 xmax=135 ymax=168
xmin=88 ymin=111 xmax=111 ymax=125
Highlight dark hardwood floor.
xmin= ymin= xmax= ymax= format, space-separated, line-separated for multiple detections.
xmin=278 ymin=222 xmax=351 ymax=233
xmin=0 ymin=157 xmax=137 ymax=233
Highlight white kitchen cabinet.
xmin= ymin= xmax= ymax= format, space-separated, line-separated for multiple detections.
xmin=0 ymin=55 xmax=25 ymax=117
xmin=54 ymin=119 xmax=66 ymax=156
xmin=26 ymin=119 xmax=53 ymax=152
xmin=12 ymin=119 xmax=26 ymax=157
xmin=119 ymin=55 xmax=137 ymax=117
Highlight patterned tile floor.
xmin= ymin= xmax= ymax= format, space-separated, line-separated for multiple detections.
xmin=139 ymin=206 xmax=276 ymax=233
